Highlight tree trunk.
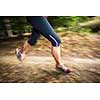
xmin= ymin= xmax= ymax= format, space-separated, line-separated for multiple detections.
xmin=4 ymin=17 xmax=17 ymax=37
xmin=79 ymin=17 xmax=100 ymax=28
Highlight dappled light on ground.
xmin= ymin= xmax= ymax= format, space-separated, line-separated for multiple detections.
xmin=0 ymin=55 xmax=100 ymax=82
xmin=0 ymin=34 xmax=100 ymax=83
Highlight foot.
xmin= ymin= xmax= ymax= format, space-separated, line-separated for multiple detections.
xmin=56 ymin=65 xmax=71 ymax=73
xmin=15 ymin=48 xmax=25 ymax=61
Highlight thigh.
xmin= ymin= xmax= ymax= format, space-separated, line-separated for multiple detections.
xmin=27 ymin=16 xmax=55 ymax=35
xmin=28 ymin=16 xmax=61 ymax=42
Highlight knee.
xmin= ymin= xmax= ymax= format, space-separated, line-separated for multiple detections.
xmin=49 ymin=35 xmax=62 ymax=47
xmin=28 ymin=39 xmax=37 ymax=46
xmin=56 ymin=38 xmax=62 ymax=46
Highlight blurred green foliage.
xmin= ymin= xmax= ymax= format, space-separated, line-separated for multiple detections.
xmin=48 ymin=16 xmax=91 ymax=33
xmin=0 ymin=16 xmax=99 ymax=36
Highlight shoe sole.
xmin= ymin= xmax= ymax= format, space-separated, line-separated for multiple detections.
xmin=15 ymin=48 xmax=22 ymax=61
xmin=56 ymin=67 xmax=71 ymax=74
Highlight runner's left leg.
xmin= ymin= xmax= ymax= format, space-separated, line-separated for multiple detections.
xmin=16 ymin=28 xmax=41 ymax=61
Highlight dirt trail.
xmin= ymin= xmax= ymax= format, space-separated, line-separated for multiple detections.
xmin=0 ymin=34 xmax=100 ymax=82
xmin=0 ymin=55 xmax=100 ymax=83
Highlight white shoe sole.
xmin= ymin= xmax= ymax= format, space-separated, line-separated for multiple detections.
xmin=15 ymin=48 xmax=23 ymax=61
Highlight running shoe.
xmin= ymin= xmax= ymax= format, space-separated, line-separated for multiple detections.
xmin=56 ymin=65 xmax=71 ymax=73
xmin=15 ymin=48 xmax=24 ymax=61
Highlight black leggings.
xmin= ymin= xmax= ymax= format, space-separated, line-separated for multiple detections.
xmin=27 ymin=16 xmax=61 ymax=47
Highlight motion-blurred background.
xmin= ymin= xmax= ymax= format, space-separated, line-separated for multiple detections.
xmin=0 ymin=16 xmax=100 ymax=83
xmin=0 ymin=16 xmax=100 ymax=38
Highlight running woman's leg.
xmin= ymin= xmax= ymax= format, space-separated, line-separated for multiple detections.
xmin=28 ymin=17 xmax=71 ymax=73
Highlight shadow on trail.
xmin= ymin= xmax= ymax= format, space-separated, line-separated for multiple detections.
xmin=30 ymin=68 xmax=71 ymax=83
xmin=0 ymin=63 xmax=100 ymax=83
xmin=30 ymin=67 xmax=100 ymax=83
xmin=0 ymin=64 xmax=71 ymax=83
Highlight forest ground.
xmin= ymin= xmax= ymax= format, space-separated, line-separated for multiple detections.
xmin=0 ymin=32 xmax=100 ymax=83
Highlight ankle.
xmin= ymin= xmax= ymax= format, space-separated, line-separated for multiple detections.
xmin=56 ymin=63 xmax=64 ymax=67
